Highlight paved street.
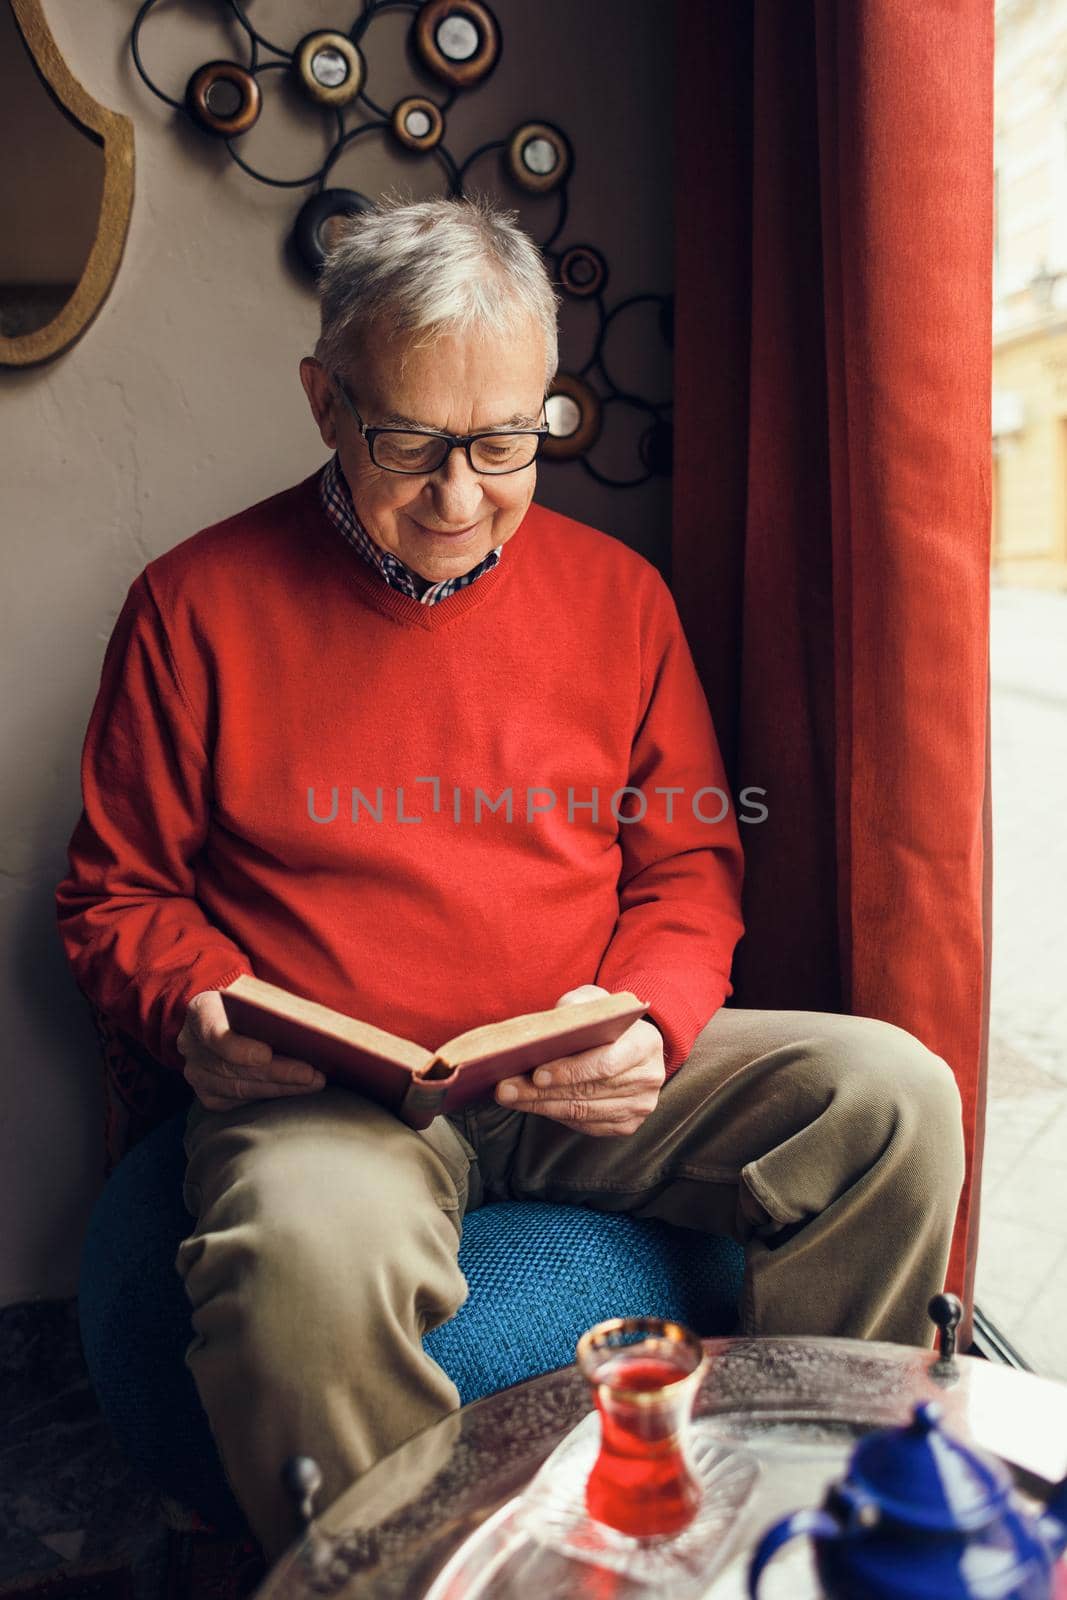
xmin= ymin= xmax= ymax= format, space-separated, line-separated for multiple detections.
xmin=974 ymin=584 xmax=1067 ymax=1376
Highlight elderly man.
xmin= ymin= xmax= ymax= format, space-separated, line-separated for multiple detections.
xmin=56 ymin=195 xmax=964 ymax=1560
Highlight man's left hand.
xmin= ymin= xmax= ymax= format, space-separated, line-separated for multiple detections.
xmin=494 ymin=984 xmax=665 ymax=1136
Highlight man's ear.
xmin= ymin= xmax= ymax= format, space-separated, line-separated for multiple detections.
xmin=300 ymin=357 xmax=338 ymax=449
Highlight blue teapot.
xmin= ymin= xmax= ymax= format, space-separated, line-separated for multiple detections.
xmin=747 ymin=1399 xmax=1067 ymax=1600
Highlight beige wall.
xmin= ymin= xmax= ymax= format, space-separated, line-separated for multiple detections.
xmin=0 ymin=0 xmax=674 ymax=1302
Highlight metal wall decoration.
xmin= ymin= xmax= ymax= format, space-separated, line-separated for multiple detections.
xmin=129 ymin=0 xmax=672 ymax=487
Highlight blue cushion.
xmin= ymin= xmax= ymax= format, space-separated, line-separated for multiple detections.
xmin=78 ymin=1110 xmax=744 ymax=1533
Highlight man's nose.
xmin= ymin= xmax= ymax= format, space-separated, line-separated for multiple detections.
xmin=426 ymin=446 xmax=485 ymax=509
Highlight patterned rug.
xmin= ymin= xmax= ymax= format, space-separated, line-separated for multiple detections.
xmin=0 ymin=1300 xmax=264 ymax=1600
xmin=163 ymin=1532 xmax=265 ymax=1600
xmin=0 ymin=1535 xmax=264 ymax=1600
xmin=0 ymin=1564 xmax=132 ymax=1598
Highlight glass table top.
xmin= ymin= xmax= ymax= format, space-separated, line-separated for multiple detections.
xmin=255 ymin=1335 xmax=1067 ymax=1599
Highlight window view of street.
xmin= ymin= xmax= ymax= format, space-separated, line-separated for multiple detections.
xmin=976 ymin=0 xmax=1067 ymax=1377
xmin=979 ymin=591 xmax=1067 ymax=1375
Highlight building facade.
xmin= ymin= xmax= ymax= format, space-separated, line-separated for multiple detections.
xmin=994 ymin=0 xmax=1067 ymax=588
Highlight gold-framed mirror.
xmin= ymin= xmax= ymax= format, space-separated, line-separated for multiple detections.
xmin=0 ymin=0 xmax=134 ymax=367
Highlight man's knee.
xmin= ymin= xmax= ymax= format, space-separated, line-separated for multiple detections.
xmin=812 ymin=1014 xmax=965 ymax=1201
xmin=176 ymin=1138 xmax=468 ymax=1362
xmin=834 ymin=1013 xmax=960 ymax=1121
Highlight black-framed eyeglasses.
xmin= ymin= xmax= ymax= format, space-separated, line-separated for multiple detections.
xmin=332 ymin=373 xmax=549 ymax=476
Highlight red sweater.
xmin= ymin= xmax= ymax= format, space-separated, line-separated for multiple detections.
xmin=56 ymin=472 xmax=745 ymax=1082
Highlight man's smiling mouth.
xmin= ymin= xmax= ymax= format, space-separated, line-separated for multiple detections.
xmin=414 ymin=519 xmax=481 ymax=537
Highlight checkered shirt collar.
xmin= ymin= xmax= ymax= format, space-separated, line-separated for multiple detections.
xmin=318 ymin=454 xmax=502 ymax=605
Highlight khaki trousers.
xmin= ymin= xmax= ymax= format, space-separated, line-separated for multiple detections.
xmin=174 ymin=1006 xmax=964 ymax=1560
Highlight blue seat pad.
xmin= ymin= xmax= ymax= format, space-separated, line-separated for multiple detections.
xmin=79 ymin=1112 xmax=744 ymax=1532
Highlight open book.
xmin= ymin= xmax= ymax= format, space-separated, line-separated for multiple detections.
xmin=219 ymin=975 xmax=650 ymax=1129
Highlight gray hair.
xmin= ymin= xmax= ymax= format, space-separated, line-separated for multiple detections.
xmin=312 ymin=192 xmax=560 ymax=393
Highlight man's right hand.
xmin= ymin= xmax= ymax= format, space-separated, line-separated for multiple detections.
xmin=178 ymin=989 xmax=326 ymax=1111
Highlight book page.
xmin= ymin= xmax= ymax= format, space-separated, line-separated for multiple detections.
xmin=437 ymin=993 xmax=647 ymax=1070
xmin=223 ymin=973 xmax=433 ymax=1072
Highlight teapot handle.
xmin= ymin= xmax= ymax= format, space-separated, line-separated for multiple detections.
xmin=747 ymin=1509 xmax=843 ymax=1597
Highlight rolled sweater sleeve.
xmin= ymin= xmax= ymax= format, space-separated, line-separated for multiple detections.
xmin=595 ymin=570 xmax=745 ymax=1077
xmin=55 ymin=573 xmax=252 ymax=1072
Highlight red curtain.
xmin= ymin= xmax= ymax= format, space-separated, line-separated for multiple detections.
xmin=673 ymin=1 xmax=993 ymax=1341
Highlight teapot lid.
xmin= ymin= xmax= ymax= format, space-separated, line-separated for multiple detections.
xmin=846 ymin=1401 xmax=1012 ymax=1533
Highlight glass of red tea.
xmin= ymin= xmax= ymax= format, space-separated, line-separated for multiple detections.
xmin=576 ymin=1315 xmax=708 ymax=1541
